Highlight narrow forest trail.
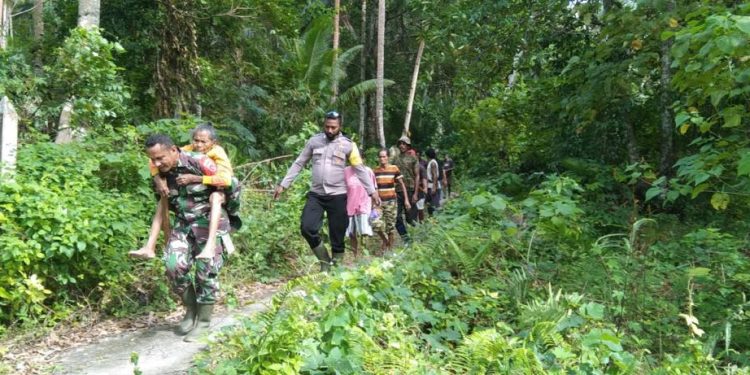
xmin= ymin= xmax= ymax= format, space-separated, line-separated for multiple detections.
xmin=52 ymin=284 xmax=278 ymax=375
xmin=54 ymin=283 xmax=279 ymax=375
xmin=3 ymin=282 xmax=280 ymax=375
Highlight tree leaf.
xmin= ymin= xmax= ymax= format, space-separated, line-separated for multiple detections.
xmin=710 ymin=192 xmax=730 ymax=210
xmin=737 ymin=150 xmax=750 ymax=176
xmin=735 ymin=16 xmax=750 ymax=35
xmin=645 ymin=187 xmax=661 ymax=201
xmin=688 ymin=267 xmax=711 ymax=278
xmin=675 ymin=111 xmax=690 ymax=127
xmin=720 ymin=105 xmax=744 ymax=128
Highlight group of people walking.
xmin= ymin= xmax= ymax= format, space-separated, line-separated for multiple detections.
xmin=276 ymin=111 xmax=454 ymax=271
xmin=132 ymin=110 xmax=454 ymax=341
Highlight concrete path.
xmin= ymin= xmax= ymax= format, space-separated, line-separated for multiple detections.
xmin=52 ymin=288 xmax=277 ymax=375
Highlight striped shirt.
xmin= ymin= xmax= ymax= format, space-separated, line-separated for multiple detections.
xmin=374 ymin=164 xmax=402 ymax=201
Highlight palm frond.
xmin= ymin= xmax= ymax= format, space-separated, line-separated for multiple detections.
xmin=303 ymin=21 xmax=333 ymax=87
xmin=331 ymin=44 xmax=364 ymax=83
xmin=338 ymin=79 xmax=395 ymax=106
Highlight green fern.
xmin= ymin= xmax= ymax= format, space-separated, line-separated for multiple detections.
xmin=527 ymin=321 xmax=564 ymax=350
xmin=446 ymin=326 xmax=526 ymax=374
xmin=518 ymin=285 xmax=567 ymax=329
xmin=508 ymin=267 xmax=529 ymax=308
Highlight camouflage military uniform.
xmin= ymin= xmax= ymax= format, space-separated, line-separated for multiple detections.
xmin=160 ymin=151 xmax=230 ymax=304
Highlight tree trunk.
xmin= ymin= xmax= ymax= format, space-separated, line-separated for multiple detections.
xmin=403 ymin=39 xmax=424 ymax=137
xmin=659 ymin=1 xmax=675 ymax=177
xmin=1 ymin=96 xmax=18 ymax=177
xmin=375 ymin=0 xmax=385 ymax=148
xmin=54 ymin=100 xmax=74 ymax=144
xmin=78 ymin=0 xmax=100 ymax=28
xmin=154 ymin=0 xmax=202 ymax=118
xmin=32 ymin=0 xmax=43 ymax=69
xmin=358 ymin=0 xmax=367 ymax=147
xmin=331 ymin=0 xmax=340 ymax=105
xmin=601 ymin=3 xmax=639 ymax=164
xmin=0 ymin=0 xmax=11 ymax=49
xmin=33 ymin=0 xmax=43 ymax=40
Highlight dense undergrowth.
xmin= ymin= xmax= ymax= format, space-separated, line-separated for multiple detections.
xmin=194 ymin=174 xmax=750 ymax=374
xmin=0 ymin=128 xmax=309 ymax=338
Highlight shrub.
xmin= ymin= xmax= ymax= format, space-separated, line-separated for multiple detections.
xmin=0 ymin=140 xmax=158 ymax=324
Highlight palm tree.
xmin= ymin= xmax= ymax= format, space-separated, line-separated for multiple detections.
xmin=289 ymin=16 xmax=393 ymax=112
xmin=0 ymin=0 xmax=11 ymax=49
xmin=375 ymin=0 xmax=385 ymax=147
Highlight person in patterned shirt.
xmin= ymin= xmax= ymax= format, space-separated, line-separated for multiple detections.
xmin=143 ymin=134 xmax=230 ymax=342
xmin=373 ymin=149 xmax=410 ymax=254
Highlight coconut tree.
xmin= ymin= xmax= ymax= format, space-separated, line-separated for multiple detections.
xmin=375 ymin=0 xmax=385 ymax=147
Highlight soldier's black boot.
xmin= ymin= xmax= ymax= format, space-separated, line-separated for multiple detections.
xmin=184 ymin=303 xmax=213 ymax=342
xmin=311 ymin=243 xmax=332 ymax=272
xmin=176 ymin=287 xmax=197 ymax=335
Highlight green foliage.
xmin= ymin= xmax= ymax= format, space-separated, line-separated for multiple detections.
xmin=450 ymin=88 xmax=530 ymax=175
xmin=0 ymin=50 xmax=45 ymax=134
xmin=0 ymin=138 xmax=156 ymax=324
xmin=47 ymin=27 xmax=131 ymax=129
xmin=665 ymin=7 xmax=750 ymax=208
xmin=200 ymin=177 xmax=749 ymax=373
xmin=522 ymin=175 xmax=586 ymax=241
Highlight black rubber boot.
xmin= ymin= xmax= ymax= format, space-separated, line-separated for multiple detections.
xmin=176 ymin=287 xmax=197 ymax=335
xmin=184 ymin=304 xmax=213 ymax=342
xmin=311 ymin=243 xmax=332 ymax=272
xmin=228 ymin=214 xmax=242 ymax=231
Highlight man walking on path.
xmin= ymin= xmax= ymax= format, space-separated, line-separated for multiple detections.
xmin=373 ymin=149 xmax=410 ymax=253
xmin=274 ymin=111 xmax=380 ymax=272
xmin=392 ymin=136 xmax=419 ymax=243
xmin=144 ymin=134 xmax=229 ymax=342
xmin=442 ymin=154 xmax=455 ymax=198
xmin=425 ymin=148 xmax=441 ymax=216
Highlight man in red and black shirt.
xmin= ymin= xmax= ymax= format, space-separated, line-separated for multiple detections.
xmin=373 ymin=149 xmax=410 ymax=253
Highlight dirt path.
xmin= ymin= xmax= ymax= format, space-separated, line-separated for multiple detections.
xmin=3 ymin=282 xmax=280 ymax=375
xmin=53 ymin=286 xmax=277 ymax=375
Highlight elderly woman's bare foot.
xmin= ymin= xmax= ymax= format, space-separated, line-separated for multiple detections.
xmin=129 ymin=247 xmax=156 ymax=259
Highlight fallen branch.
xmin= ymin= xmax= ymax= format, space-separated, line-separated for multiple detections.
xmin=235 ymin=154 xmax=293 ymax=169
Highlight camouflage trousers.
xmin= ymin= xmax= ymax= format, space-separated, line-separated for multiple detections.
xmin=163 ymin=223 xmax=225 ymax=304
xmin=373 ymin=200 xmax=398 ymax=236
